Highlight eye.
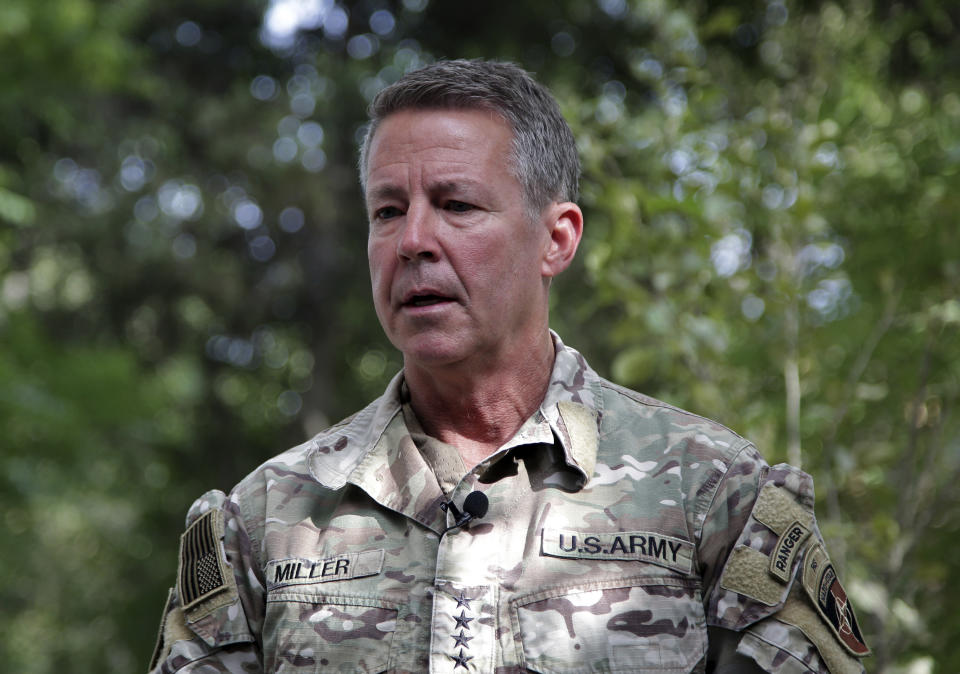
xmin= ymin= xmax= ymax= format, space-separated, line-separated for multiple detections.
xmin=373 ymin=205 xmax=404 ymax=221
xmin=445 ymin=200 xmax=475 ymax=213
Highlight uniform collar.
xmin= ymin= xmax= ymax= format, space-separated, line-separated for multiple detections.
xmin=535 ymin=330 xmax=603 ymax=487
xmin=307 ymin=332 xmax=603 ymax=530
xmin=400 ymin=330 xmax=603 ymax=486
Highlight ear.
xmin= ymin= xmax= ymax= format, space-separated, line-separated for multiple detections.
xmin=540 ymin=201 xmax=583 ymax=278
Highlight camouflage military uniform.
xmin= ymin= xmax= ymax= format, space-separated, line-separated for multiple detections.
xmin=151 ymin=333 xmax=868 ymax=673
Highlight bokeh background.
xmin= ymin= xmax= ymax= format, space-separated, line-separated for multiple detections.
xmin=2 ymin=0 xmax=958 ymax=671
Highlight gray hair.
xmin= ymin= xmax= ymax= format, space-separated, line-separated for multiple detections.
xmin=358 ymin=59 xmax=580 ymax=216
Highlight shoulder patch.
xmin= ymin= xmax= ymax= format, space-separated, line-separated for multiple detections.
xmin=177 ymin=509 xmax=231 ymax=611
xmin=801 ymin=544 xmax=870 ymax=657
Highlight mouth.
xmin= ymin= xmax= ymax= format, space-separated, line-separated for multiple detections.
xmin=403 ymin=293 xmax=454 ymax=308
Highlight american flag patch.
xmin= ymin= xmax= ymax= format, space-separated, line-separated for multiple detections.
xmin=177 ymin=509 xmax=228 ymax=609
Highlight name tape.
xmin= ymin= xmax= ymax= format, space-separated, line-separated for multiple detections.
xmin=266 ymin=549 xmax=384 ymax=590
xmin=541 ymin=528 xmax=693 ymax=574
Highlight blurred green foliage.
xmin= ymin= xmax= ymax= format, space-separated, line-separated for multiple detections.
xmin=1 ymin=0 xmax=957 ymax=671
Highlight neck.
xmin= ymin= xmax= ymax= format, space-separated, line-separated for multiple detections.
xmin=403 ymin=331 xmax=556 ymax=470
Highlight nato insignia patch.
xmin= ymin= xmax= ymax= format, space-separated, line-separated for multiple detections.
xmin=178 ymin=509 xmax=229 ymax=610
xmin=802 ymin=543 xmax=870 ymax=657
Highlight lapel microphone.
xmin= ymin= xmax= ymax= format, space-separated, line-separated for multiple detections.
xmin=440 ymin=491 xmax=489 ymax=534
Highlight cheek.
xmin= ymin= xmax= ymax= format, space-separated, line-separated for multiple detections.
xmin=368 ymin=264 xmax=392 ymax=327
xmin=367 ymin=243 xmax=391 ymax=289
xmin=455 ymin=241 xmax=503 ymax=285
xmin=463 ymin=241 xmax=535 ymax=295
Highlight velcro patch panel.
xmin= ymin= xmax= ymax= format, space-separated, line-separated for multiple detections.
xmin=753 ymin=483 xmax=813 ymax=535
xmin=777 ymin=584 xmax=867 ymax=674
xmin=719 ymin=545 xmax=788 ymax=606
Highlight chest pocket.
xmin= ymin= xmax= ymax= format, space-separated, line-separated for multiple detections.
xmin=512 ymin=577 xmax=707 ymax=673
xmin=264 ymin=593 xmax=399 ymax=673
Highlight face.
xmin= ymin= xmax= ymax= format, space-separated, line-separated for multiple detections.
xmin=365 ymin=108 xmax=552 ymax=369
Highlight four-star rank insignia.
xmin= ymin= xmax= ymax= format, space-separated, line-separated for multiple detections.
xmin=446 ymin=589 xmax=477 ymax=669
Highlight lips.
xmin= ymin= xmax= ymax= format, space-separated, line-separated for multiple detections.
xmin=406 ymin=294 xmax=451 ymax=307
xmin=398 ymin=287 xmax=458 ymax=309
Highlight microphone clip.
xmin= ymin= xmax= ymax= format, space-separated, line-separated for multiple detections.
xmin=440 ymin=491 xmax=489 ymax=534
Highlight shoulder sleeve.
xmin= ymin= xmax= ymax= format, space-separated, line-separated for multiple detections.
xmin=703 ymin=463 xmax=870 ymax=673
xmin=149 ymin=490 xmax=265 ymax=673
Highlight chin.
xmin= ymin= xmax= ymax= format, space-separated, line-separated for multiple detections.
xmin=393 ymin=331 xmax=475 ymax=369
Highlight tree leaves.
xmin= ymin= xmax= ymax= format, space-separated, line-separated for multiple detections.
xmin=1 ymin=0 xmax=958 ymax=670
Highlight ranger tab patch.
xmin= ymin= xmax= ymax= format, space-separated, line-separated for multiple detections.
xmin=802 ymin=543 xmax=870 ymax=657
xmin=770 ymin=520 xmax=811 ymax=582
xmin=541 ymin=528 xmax=693 ymax=574
xmin=178 ymin=509 xmax=230 ymax=610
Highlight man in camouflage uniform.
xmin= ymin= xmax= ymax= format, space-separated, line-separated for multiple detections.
xmin=150 ymin=60 xmax=869 ymax=673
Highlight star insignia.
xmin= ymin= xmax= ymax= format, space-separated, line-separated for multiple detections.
xmin=453 ymin=609 xmax=473 ymax=630
xmin=450 ymin=648 xmax=473 ymax=669
xmin=451 ymin=630 xmax=473 ymax=649
xmin=453 ymin=591 xmax=472 ymax=609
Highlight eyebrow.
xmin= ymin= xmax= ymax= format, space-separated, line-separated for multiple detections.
xmin=429 ymin=180 xmax=472 ymax=196
xmin=366 ymin=184 xmax=407 ymax=204
xmin=367 ymin=179 xmax=482 ymax=204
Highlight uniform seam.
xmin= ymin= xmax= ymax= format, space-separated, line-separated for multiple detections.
xmin=161 ymin=634 xmax=258 ymax=673
xmin=694 ymin=440 xmax=756 ymax=573
xmin=741 ymin=621 xmax=821 ymax=673
xmin=306 ymin=380 xmax=402 ymax=487
xmin=598 ymin=380 xmax=747 ymax=443
xmin=597 ymin=380 xmax=754 ymax=582
xmin=697 ymin=440 xmax=755 ymax=529
xmin=345 ymin=407 xmax=404 ymax=486
xmin=234 ymin=488 xmax=264 ymax=575
xmin=591 ymin=371 xmax=606 ymax=418
xmin=226 ymin=493 xmax=266 ymax=657
xmin=510 ymin=574 xmax=700 ymax=607
xmin=264 ymin=592 xmax=401 ymax=608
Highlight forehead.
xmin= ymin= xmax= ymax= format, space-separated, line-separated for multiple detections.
xmin=365 ymin=108 xmax=515 ymax=182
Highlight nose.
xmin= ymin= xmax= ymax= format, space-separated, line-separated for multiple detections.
xmin=396 ymin=202 xmax=439 ymax=262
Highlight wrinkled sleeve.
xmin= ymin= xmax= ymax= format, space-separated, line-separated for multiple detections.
xmin=701 ymin=453 xmax=869 ymax=674
xmin=149 ymin=489 xmax=265 ymax=673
